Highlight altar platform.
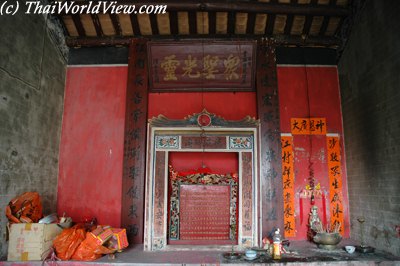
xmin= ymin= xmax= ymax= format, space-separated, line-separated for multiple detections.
xmin=1 ymin=240 xmax=399 ymax=266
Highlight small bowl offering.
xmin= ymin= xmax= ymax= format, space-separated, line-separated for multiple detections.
xmin=245 ymin=249 xmax=257 ymax=259
xmin=345 ymin=245 xmax=356 ymax=254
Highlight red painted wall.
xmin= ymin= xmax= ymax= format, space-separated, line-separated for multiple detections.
xmin=149 ymin=91 xmax=256 ymax=174
xmin=57 ymin=64 xmax=348 ymax=241
xmin=278 ymin=66 xmax=349 ymax=239
xmin=57 ymin=66 xmax=128 ymax=227
xmin=169 ymin=152 xmax=239 ymax=174
xmin=148 ymin=92 xmax=257 ymax=120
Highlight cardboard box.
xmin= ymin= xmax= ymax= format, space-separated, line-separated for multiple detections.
xmin=8 ymin=223 xmax=62 ymax=261
xmin=108 ymin=228 xmax=128 ymax=250
xmin=91 ymin=227 xmax=113 ymax=245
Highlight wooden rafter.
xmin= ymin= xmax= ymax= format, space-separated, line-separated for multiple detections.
xmin=71 ymin=14 xmax=85 ymax=36
xmin=208 ymin=11 xmax=216 ymax=35
xmin=169 ymin=11 xmax=179 ymax=35
xmin=58 ymin=0 xmax=350 ymax=48
xmin=59 ymin=1 xmax=349 ymax=17
xmin=110 ymin=14 xmax=122 ymax=36
xmin=130 ymin=14 xmax=142 ymax=36
xmin=188 ymin=11 xmax=197 ymax=34
xmin=246 ymin=12 xmax=256 ymax=35
xmin=149 ymin=14 xmax=159 ymax=35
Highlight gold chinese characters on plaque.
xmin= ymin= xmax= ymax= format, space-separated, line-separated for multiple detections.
xmin=148 ymin=41 xmax=256 ymax=91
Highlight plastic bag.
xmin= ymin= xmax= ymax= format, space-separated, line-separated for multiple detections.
xmin=5 ymin=192 xmax=43 ymax=223
xmin=53 ymin=225 xmax=86 ymax=260
xmin=72 ymin=232 xmax=115 ymax=261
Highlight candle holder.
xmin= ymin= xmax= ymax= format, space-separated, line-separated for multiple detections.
xmin=356 ymin=217 xmax=375 ymax=253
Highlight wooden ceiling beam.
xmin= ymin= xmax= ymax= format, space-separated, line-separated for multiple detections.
xmin=91 ymin=14 xmax=103 ymax=36
xmin=130 ymin=14 xmax=142 ymax=35
xmin=169 ymin=11 xmax=179 ymax=35
xmin=284 ymin=15 xmax=294 ymax=35
xmin=149 ymin=14 xmax=159 ymax=35
xmin=188 ymin=11 xmax=197 ymax=34
xmin=246 ymin=12 xmax=256 ymax=35
xmin=65 ymin=34 xmax=341 ymax=47
xmin=71 ymin=15 xmax=85 ymax=37
xmin=227 ymin=12 xmax=235 ymax=35
xmin=265 ymin=14 xmax=275 ymax=35
xmin=319 ymin=16 xmax=330 ymax=36
xmin=59 ymin=1 xmax=349 ymax=17
xmin=302 ymin=16 xmax=313 ymax=36
xmin=110 ymin=14 xmax=122 ymax=36
xmin=208 ymin=11 xmax=216 ymax=35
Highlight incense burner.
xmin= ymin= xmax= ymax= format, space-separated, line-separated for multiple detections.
xmin=313 ymin=232 xmax=342 ymax=250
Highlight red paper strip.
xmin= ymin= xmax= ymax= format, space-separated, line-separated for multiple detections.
xmin=290 ymin=118 xmax=327 ymax=135
xmin=326 ymin=135 xmax=344 ymax=233
xmin=281 ymin=135 xmax=296 ymax=237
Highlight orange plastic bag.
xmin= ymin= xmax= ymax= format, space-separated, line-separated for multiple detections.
xmin=5 ymin=192 xmax=43 ymax=223
xmin=53 ymin=225 xmax=86 ymax=260
xmin=72 ymin=232 xmax=115 ymax=261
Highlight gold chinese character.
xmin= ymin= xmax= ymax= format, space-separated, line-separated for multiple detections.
xmin=161 ymin=55 xmax=180 ymax=81
xmin=203 ymin=55 xmax=219 ymax=79
xmin=224 ymin=54 xmax=240 ymax=80
xmin=183 ymin=55 xmax=201 ymax=78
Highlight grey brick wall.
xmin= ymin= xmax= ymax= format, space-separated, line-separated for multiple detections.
xmin=338 ymin=1 xmax=400 ymax=256
xmin=0 ymin=13 xmax=66 ymax=259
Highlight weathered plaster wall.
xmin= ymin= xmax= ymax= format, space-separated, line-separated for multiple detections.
xmin=0 ymin=13 xmax=67 ymax=259
xmin=338 ymin=1 xmax=400 ymax=256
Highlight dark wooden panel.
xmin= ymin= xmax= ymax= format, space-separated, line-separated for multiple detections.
xmin=121 ymin=39 xmax=149 ymax=244
xmin=65 ymin=35 xmax=341 ymax=47
xmin=147 ymin=41 xmax=256 ymax=91
xmin=153 ymin=151 xmax=166 ymax=237
xmin=256 ymin=39 xmax=284 ymax=238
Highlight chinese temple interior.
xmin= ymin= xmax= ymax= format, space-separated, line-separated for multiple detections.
xmin=1 ymin=0 xmax=400 ymax=265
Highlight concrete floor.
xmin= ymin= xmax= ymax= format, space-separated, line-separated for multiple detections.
xmin=1 ymin=240 xmax=399 ymax=266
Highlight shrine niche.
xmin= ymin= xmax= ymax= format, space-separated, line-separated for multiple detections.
xmin=144 ymin=110 xmax=259 ymax=251
xmin=168 ymin=166 xmax=238 ymax=245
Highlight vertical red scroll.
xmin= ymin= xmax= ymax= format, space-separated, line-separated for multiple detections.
xmin=281 ymin=135 xmax=296 ymax=237
xmin=326 ymin=135 xmax=344 ymax=233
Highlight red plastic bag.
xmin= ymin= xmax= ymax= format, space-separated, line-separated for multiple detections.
xmin=5 ymin=192 xmax=43 ymax=223
xmin=53 ymin=225 xmax=86 ymax=260
xmin=72 ymin=232 xmax=115 ymax=261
